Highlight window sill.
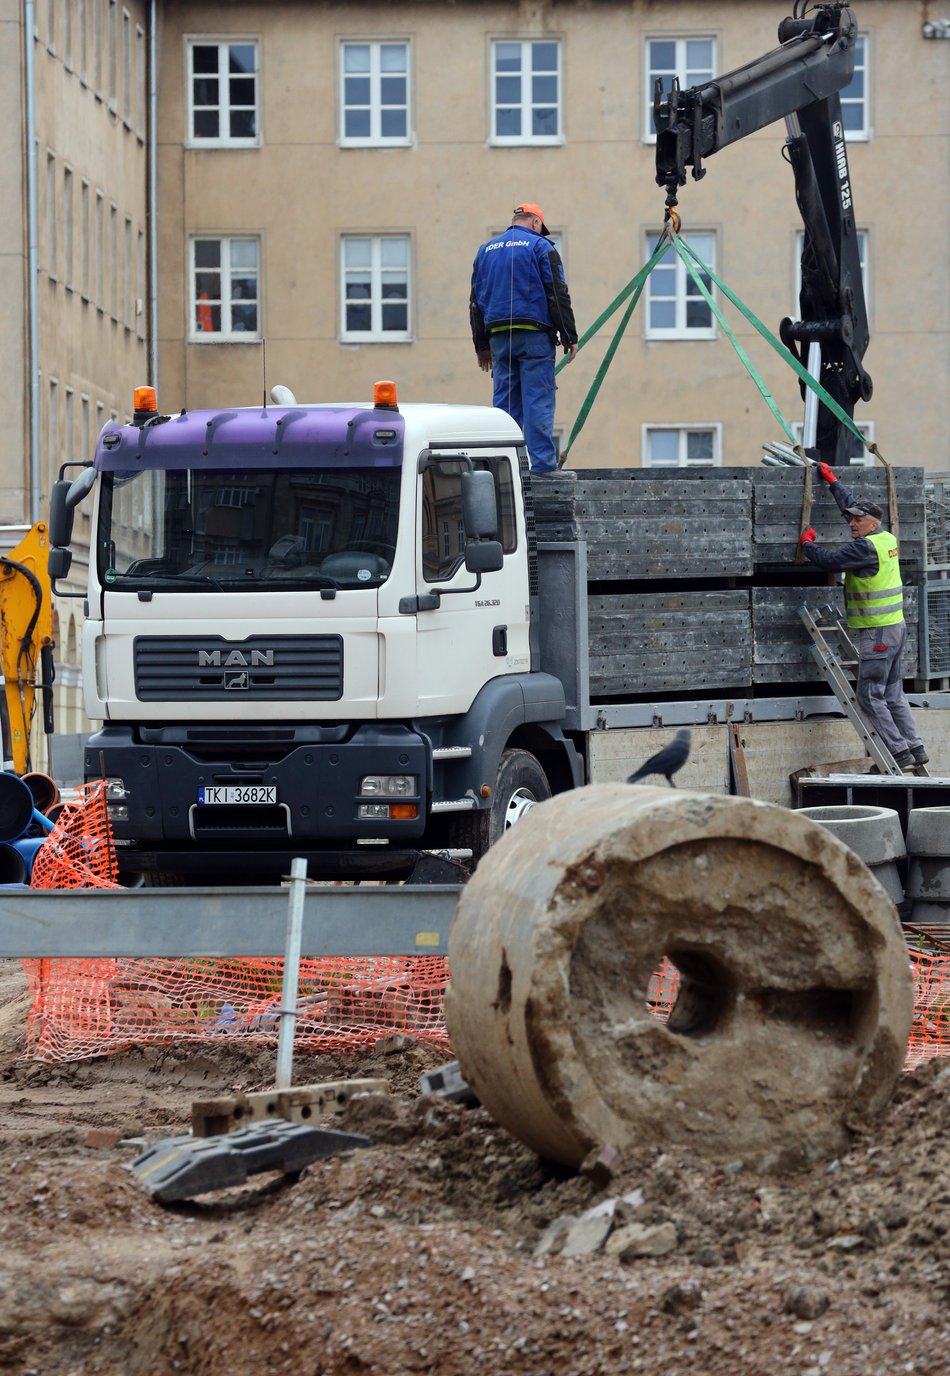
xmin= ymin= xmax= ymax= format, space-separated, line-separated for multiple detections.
xmin=340 ymin=335 xmax=413 ymax=346
xmin=645 ymin=331 xmax=719 ymax=343
xmin=339 ymin=139 xmax=412 ymax=151
xmin=489 ymin=135 xmax=565 ymax=148
xmin=184 ymin=138 xmax=262 ymax=152
xmin=188 ymin=335 xmax=263 ymax=345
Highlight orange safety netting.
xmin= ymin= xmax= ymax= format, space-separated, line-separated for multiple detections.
xmin=29 ymin=780 xmax=122 ymax=890
xmin=649 ymin=954 xmax=950 ymax=1071
xmin=20 ymin=785 xmax=950 ymax=1067
xmin=905 ymin=950 xmax=950 ymax=1068
xmin=22 ymin=955 xmax=452 ymax=1062
xmin=20 ymin=950 xmax=950 ymax=1067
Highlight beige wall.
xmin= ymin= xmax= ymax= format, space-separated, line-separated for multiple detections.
xmin=155 ymin=0 xmax=949 ymax=472
xmin=2 ymin=0 xmax=150 ymax=764
xmin=0 ymin=0 xmax=30 ymax=523
xmin=4 ymin=0 xmax=149 ymax=528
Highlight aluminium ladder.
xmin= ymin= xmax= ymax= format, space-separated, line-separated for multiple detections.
xmin=798 ymin=606 xmax=930 ymax=777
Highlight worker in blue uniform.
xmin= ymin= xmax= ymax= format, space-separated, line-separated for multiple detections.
xmin=470 ymin=203 xmax=578 ymax=475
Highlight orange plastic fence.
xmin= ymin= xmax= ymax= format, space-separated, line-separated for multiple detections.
xmin=648 ymin=954 xmax=949 ymax=1072
xmin=20 ymin=949 xmax=950 ymax=1067
xmin=22 ymin=955 xmax=452 ymax=1061
xmin=29 ymin=780 xmax=122 ymax=890
xmin=20 ymin=786 xmax=950 ymax=1067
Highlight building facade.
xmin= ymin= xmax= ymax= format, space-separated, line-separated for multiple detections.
xmin=155 ymin=0 xmax=949 ymax=472
xmin=2 ymin=0 xmax=149 ymax=764
xmin=3 ymin=0 xmax=948 ymax=759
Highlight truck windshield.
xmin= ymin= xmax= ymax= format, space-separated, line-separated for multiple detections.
xmin=97 ymin=467 xmax=400 ymax=590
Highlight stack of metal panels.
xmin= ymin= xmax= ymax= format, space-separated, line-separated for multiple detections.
xmin=533 ymin=470 xmax=752 ymax=579
xmin=587 ymin=589 xmax=750 ymax=695
xmin=751 ymin=584 xmax=918 ymax=684
xmin=751 ymin=467 xmax=927 ymax=569
xmin=531 ymin=465 xmax=927 ymax=699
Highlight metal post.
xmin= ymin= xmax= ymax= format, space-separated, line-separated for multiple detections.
xmin=275 ymin=857 xmax=307 ymax=1090
xmin=802 ymin=341 xmax=822 ymax=452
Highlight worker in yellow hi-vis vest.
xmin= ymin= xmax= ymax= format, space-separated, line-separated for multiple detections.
xmin=799 ymin=463 xmax=926 ymax=771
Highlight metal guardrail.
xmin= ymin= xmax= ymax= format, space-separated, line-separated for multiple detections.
xmin=0 ymin=885 xmax=463 ymax=959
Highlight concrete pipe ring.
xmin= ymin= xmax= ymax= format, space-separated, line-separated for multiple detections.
xmin=867 ymin=860 xmax=904 ymax=906
xmin=907 ymin=856 xmax=950 ymax=901
xmin=796 ymin=805 xmax=906 ymax=864
xmin=444 ymin=785 xmax=914 ymax=1171
xmin=909 ymin=900 xmax=950 ymax=932
xmin=906 ymin=807 xmax=950 ymax=859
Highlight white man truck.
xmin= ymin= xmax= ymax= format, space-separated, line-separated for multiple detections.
xmin=48 ymin=379 xmax=938 ymax=885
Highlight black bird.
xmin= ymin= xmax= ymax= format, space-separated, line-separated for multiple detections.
xmin=626 ymin=727 xmax=692 ymax=787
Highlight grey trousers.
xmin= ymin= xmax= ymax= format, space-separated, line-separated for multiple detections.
xmin=855 ymin=622 xmax=922 ymax=757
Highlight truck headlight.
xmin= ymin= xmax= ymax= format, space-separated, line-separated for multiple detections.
xmin=360 ymin=774 xmax=417 ymax=797
xmin=103 ymin=777 xmax=129 ymax=801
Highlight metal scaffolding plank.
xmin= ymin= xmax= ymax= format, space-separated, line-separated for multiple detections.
xmin=0 ymin=885 xmax=463 ymax=958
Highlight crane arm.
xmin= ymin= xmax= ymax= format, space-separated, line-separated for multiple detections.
xmin=653 ymin=3 xmax=871 ymax=467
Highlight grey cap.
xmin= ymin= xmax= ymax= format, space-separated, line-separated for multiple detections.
xmin=844 ymin=499 xmax=883 ymax=520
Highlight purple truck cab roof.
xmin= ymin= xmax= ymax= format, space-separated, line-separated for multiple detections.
xmin=95 ymin=405 xmax=404 ymax=471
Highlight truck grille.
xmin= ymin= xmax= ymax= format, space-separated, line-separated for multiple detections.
xmin=134 ymin=636 xmax=344 ymax=701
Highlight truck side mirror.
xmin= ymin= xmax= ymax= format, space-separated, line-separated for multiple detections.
xmin=461 ymin=469 xmax=498 ymax=540
xmin=465 ymin=540 xmax=504 ymax=574
xmin=48 ymin=546 xmax=73 ymax=581
xmin=50 ymin=467 xmax=97 ymax=547
xmin=49 ymin=480 xmax=74 ymax=548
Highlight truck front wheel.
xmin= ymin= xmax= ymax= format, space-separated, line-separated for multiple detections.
xmin=492 ymin=749 xmax=552 ymax=841
xmin=452 ymin=749 xmax=552 ymax=867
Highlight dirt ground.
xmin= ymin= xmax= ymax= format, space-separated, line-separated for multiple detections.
xmin=0 ymin=959 xmax=948 ymax=1376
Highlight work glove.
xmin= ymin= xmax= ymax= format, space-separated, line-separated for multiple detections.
xmin=800 ymin=527 xmax=816 ymax=546
xmin=476 ymin=350 xmax=492 ymax=373
xmin=817 ymin=462 xmax=837 ymax=485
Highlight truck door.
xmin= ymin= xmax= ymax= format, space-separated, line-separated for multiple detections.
xmin=414 ymin=449 xmax=529 ymax=715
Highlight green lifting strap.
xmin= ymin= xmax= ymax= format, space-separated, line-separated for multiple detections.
xmin=673 ymin=232 xmax=898 ymax=540
xmin=674 ymin=233 xmax=869 ymax=453
xmin=672 ymin=237 xmax=798 ymax=448
xmin=554 ymin=238 xmax=672 ymax=461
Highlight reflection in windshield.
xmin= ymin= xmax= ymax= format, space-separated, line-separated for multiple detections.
xmin=98 ymin=468 xmax=400 ymax=590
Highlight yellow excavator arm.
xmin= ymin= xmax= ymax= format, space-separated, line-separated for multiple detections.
xmin=0 ymin=523 xmax=54 ymax=775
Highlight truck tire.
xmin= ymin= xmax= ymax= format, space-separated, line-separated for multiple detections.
xmin=142 ymin=869 xmax=187 ymax=887
xmin=451 ymin=749 xmax=552 ymax=867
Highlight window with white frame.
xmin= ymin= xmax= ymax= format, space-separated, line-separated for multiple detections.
xmin=136 ymin=23 xmax=146 ymax=135
xmin=645 ymin=230 xmax=716 ymax=338
xmin=841 ymin=34 xmax=869 ymax=140
xmin=95 ymin=190 xmax=104 ymax=307
xmin=792 ymin=419 xmax=875 ymax=466
xmin=645 ymin=36 xmax=715 ymax=139
xmin=187 ymin=40 xmax=259 ymax=146
xmin=63 ymin=167 xmax=74 ymax=289
xmin=109 ymin=204 xmax=118 ymax=317
xmin=340 ymin=41 xmax=410 ymax=145
xmin=122 ymin=8 xmax=132 ymax=121
xmin=341 ymin=235 xmax=410 ymax=341
xmin=108 ymin=0 xmax=117 ymax=106
xmin=191 ymin=237 xmax=260 ymax=339
xmin=80 ymin=180 xmax=90 ymax=295
xmin=643 ymin=425 xmax=721 ymax=467
xmin=491 ymin=40 xmax=562 ymax=144
xmin=795 ymin=229 xmax=868 ymax=316
xmin=78 ymin=0 xmax=87 ymax=83
xmin=46 ymin=152 xmax=56 ymax=279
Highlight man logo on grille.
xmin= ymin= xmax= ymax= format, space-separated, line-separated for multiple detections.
xmin=225 ymin=671 xmax=249 ymax=690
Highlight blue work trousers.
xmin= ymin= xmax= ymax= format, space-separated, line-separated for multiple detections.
xmin=855 ymin=622 xmax=923 ymax=757
xmin=490 ymin=329 xmax=557 ymax=473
